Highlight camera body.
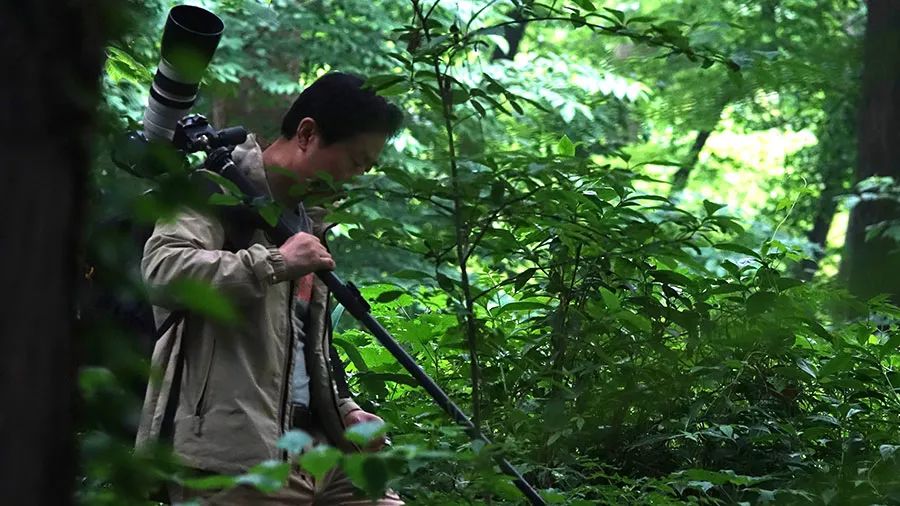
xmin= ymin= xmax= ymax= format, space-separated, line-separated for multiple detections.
xmin=173 ymin=114 xmax=247 ymax=154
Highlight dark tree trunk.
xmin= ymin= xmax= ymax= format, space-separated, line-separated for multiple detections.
xmin=795 ymin=98 xmax=856 ymax=281
xmin=840 ymin=0 xmax=900 ymax=303
xmin=490 ymin=11 xmax=528 ymax=61
xmin=669 ymin=129 xmax=712 ymax=197
xmin=0 ymin=1 xmax=109 ymax=503
xmin=212 ymin=97 xmax=228 ymax=130
xmin=797 ymin=190 xmax=839 ymax=281
xmin=670 ymin=1 xmax=779 ymax=199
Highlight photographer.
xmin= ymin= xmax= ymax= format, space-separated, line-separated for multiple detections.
xmin=136 ymin=72 xmax=405 ymax=505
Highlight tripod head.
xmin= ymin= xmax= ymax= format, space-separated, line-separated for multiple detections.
xmin=112 ymin=114 xmax=247 ymax=181
xmin=172 ymin=114 xmax=247 ymax=154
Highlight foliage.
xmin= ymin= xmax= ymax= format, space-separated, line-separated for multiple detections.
xmin=79 ymin=1 xmax=900 ymax=505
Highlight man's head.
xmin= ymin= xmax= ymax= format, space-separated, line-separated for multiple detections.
xmin=269 ymin=72 xmax=403 ymax=192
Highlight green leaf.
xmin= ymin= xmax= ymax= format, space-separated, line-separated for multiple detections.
xmin=471 ymin=98 xmax=487 ymax=117
xmin=818 ymin=354 xmax=852 ymax=380
xmin=392 ymin=269 xmax=432 ymax=280
xmin=331 ymin=303 xmax=346 ymax=331
xmin=208 ymin=192 xmax=242 ymax=207
xmin=277 ymin=430 xmax=313 ymax=456
xmin=619 ymin=311 xmax=651 ymax=332
xmin=714 ymin=243 xmax=761 ymax=259
xmin=718 ymin=424 xmax=734 ymax=439
xmin=344 ymin=420 xmax=389 ymax=446
xmin=79 ymin=367 xmax=116 ymax=398
xmin=703 ymin=200 xmax=726 ymax=216
xmin=364 ymin=74 xmax=405 ymax=92
xmin=803 ymin=319 xmax=833 ymax=341
xmin=256 ymin=200 xmax=282 ymax=227
xmin=166 ymin=279 xmax=237 ymax=324
xmin=203 ymin=171 xmax=244 ymax=198
xmin=358 ymin=371 xmax=418 ymax=387
xmin=573 ymin=0 xmax=596 ymax=11
xmin=708 ymin=283 xmax=745 ymax=296
xmin=603 ymin=7 xmax=626 ymax=23
xmin=494 ymin=301 xmax=548 ymax=316
xmin=436 ymin=273 xmax=456 ymax=292
xmin=299 ymin=446 xmax=342 ymax=482
xmin=236 ymin=460 xmax=290 ymax=493
xmin=377 ymin=81 xmax=411 ymax=97
xmin=105 ymin=46 xmax=152 ymax=83
xmin=650 ymin=269 xmax=694 ymax=287
xmin=599 ymin=287 xmax=620 ymax=311
xmin=514 ymin=268 xmax=538 ymax=290
xmin=557 ymin=135 xmax=576 ymax=156
xmin=797 ymin=358 xmax=817 ymax=379
xmin=333 ymin=338 xmax=370 ymax=372
xmin=450 ymin=87 xmax=470 ymax=104
xmin=179 ymin=473 xmax=237 ymax=491
xmin=375 ymin=290 xmax=405 ymax=303
xmin=342 ymin=453 xmax=391 ymax=499
xmin=747 ymin=291 xmax=777 ymax=316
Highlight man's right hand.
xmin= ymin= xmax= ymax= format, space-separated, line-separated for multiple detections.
xmin=278 ymin=232 xmax=335 ymax=278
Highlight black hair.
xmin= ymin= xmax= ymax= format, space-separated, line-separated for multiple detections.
xmin=280 ymin=72 xmax=404 ymax=144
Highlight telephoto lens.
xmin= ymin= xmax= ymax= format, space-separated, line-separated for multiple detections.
xmin=143 ymin=5 xmax=224 ymax=141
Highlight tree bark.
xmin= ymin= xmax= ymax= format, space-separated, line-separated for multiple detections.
xmin=212 ymin=97 xmax=228 ymax=130
xmin=797 ymin=189 xmax=839 ymax=281
xmin=490 ymin=10 xmax=528 ymax=61
xmin=0 ymin=1 xmax=109 ymax=503
xmin=840 ymin=0 xmax=900 ymax=303
xmin=670 ymin=1 xmax=779 ymax=199
xmin=795 ymin=98 xmax=856 ymax=281
xmin=669 ymin=129 xmax=712 ymax=198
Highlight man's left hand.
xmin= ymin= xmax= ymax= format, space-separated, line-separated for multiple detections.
xmin=343 ymin=409 xmax=387 ymax=451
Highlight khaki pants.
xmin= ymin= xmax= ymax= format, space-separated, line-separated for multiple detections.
xmin=169 ymin=465 xmax=404 ymax=505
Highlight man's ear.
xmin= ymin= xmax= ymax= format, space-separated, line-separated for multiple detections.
xmin=295 ymin=117 xmax=318 ymax=151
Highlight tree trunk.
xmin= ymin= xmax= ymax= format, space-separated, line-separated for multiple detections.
xmin=797 ymin=190 xmax=839 ymax=281
xmin=490 ymin=11 xmax=528 ymax=61
xmin=670 ymin=1 xmax=779 ymax=199
xmin=795 ymin=98 xmax=856 ymax=281
xmin=840 ymin=0 xmax=900 ymax=303
xmin=212 ymin=97 xmax=228 ymax=130
xmin=0 ymin=1 xmax=108 ymax=503
xmin=669 ymin=129 xmax=712 ymax=198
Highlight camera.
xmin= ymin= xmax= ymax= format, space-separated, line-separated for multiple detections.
xmin=143 ymin=5 xmax=223 ymax=142
xmin=114 ymin=5 xmax=244 ymax=179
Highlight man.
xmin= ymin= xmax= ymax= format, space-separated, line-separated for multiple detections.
xmin=136 ymin=72 xmax=405 ymax=504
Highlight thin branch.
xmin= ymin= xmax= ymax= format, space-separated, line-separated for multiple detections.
xmin=424 ymin=0 xmax=442 ymax=25
xmin=464 ymin=187 xmax=546 ymax=263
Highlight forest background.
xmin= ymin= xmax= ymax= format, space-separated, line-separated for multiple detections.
xmin=3 ymin=0 xmax=900 ymax=504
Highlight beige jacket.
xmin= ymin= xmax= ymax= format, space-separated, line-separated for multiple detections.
xmin=135 ymin=136 xmax=360 ymax=474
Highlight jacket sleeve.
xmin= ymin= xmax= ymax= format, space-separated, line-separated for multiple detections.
xmin=142 ymin=207 xmax=291 ymax=308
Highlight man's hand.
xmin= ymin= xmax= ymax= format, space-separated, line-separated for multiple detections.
xmin=343 ymin=409 xmax=387 ymax=451
xmin=278 ymin=231 xmax=335 ymax=278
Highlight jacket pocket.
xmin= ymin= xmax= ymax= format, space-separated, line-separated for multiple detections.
xmin=191 ymin=336 xmax=216 ymax=435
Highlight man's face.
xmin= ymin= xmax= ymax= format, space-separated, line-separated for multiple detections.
xmin=287 ymin=118 xmax=387 ymax=196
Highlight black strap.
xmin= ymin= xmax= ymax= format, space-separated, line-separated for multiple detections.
xmin=154 ymin=310 xmax=185 ymax=341
xmin=159 ymin=313 xmax=185 ymax=443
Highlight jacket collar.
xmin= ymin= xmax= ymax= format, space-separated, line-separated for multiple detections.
xmin=231 ymin=134 xmax=332 ymax=236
